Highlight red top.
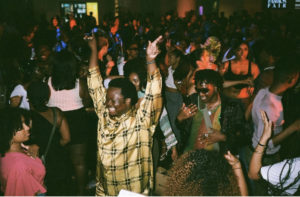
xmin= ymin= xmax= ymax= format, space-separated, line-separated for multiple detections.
xmin=0 ymin=152 xmax=46 ymax=196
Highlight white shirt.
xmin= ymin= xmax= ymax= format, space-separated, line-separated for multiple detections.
xmin=47 ymin=78 xmax=83 ymax=111
xmin=10 ymin=84 xmax=30 ymax=110
xmin=261 ymin=157 xmax=300 ymax=195
xmin=165 ymin=66 xmax=176 ymax=89
xmin=252 ymin=87 xmax=283 ymax=154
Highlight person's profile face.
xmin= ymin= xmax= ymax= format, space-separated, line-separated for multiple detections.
xmin=12 ymin=116 xmax=31 ymax=143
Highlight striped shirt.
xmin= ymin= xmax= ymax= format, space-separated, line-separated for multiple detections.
xmin=87 ymin=67 xmax=162 ymax=196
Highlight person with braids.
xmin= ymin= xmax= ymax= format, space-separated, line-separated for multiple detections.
xmin=165 ymin=149 xmax=248 ymax=196
xmin=248 ymin=110 xmax=300 ymax=195
xmin=26 ymin=81 xmax=71 ymax=195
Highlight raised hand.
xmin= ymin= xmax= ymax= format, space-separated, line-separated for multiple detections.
xmin=224 ymin=151 xmax=241 ymax=169
xmin=146 ymin=35 xmax=163 ymax=60
xmin=177 ymin=103 xmax=198 ymax=122
xmin=87 ymin=34 xmax=97 ymax=51
xmin=260 ymin=110 xmax=272 ymax=141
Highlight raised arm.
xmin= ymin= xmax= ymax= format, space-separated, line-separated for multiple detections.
xmin=137 ymin=36 xmax=163 ymax=130
xmin=248 ymin=110 xmax=272 ymax=180
xmin=223 ymin=78 xmax=254 ymax=88
xmin=88 ymin=35 xmax=98 ymax=70
xmin=272 ymin=118 xmax=300 ymax=146
xmin=87 ymin=35 xmax=107 ymax=114
xmin=146 ymin=35 xmax=163 ymax=75
xmin=224 ymin=151 xmax=248 ymax=196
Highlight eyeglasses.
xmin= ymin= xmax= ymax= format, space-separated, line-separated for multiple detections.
xmin=196 ymin=88 xmax=209 ymax=94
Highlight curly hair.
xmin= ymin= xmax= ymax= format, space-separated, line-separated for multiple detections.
xmin=194 ymin=69 xmax=224 ymax=92
xmin=165 ymin=150 xmax=240 ymax=196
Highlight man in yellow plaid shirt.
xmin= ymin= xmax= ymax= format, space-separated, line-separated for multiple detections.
xmin=87 ymin=35 xmax=163 ymax=196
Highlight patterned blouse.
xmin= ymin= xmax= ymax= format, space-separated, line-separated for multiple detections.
xmin=87 ymin=67 xmax=162 ymax=196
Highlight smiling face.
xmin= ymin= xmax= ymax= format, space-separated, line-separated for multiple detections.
xmin=12 ymin=116 xmax=31 ymax=143
xmin=106 ymin=87 xmax=131 ymax=117
xmin=196 ymin=80 xmax=217 ymax=103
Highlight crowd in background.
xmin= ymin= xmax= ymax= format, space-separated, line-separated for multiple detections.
xmin=0 ymin=8 xmax=300 ymax=196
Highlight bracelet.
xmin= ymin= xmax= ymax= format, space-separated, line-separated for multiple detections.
xmin=258 ymin=142 xmax=267 ymax=147
xmin=146 ymin=60 xmax=155 ymax=65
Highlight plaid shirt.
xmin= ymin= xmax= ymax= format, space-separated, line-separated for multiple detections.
xmin=87 ymin=67 xmax=162 ymax=196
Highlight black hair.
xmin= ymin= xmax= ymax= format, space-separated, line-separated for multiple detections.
xmin=27 ymin=81 xmax=50 ymax=112
xmin=50 ymin=50 xmax=78 ymax=90
xmin=123 ymin=58 xmax=146 ymax=75
xmin=194 ymin=69 xmax=224 ymax=91
xmin=109 ymin=78 xmax=138 ymax=106
xmin=19 ymin=60 xmax=36 ymax=84
xmin=232 ymin=40 xmax=252 ymax=59
xmin=273 ymin=56 xmax=300 ymax=84
xmin=173 ymin=55 xmax=192 ymax=81
xmin=0 ymin=107 xmax=31 ymax=156
xmin=169 ymin=48 xmax=183 ymax=59
xmin=123 ymin=58 xmax=147 ymax=89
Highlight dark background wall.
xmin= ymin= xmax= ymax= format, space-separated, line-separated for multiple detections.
xmin=1 ymin=0 xmax=298 ymax=24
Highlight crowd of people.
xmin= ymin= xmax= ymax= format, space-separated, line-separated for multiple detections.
xmin=0 ymin=8 xmax=300 ymax=196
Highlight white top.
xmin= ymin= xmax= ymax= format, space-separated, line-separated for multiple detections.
xmin=252 ymin=87 xmax=283 ymax=155
xmin=47 ymin=77 xmax=83 ymax=111
xmin=261 ymin=157 xmax=300 ymax=195
xmin=10 ymin=84 xmax=30 ymax=110
xmin=165 ymin=66 xmax=177 ymax=89
xmin=117 ymin=56 xmax=125 ymax=76
xmin=118 ymin=189 xmax=145 ymax=197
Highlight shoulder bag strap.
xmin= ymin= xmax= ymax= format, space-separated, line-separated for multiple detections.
xmin=43 ymin=108 xmax=57 ymax=160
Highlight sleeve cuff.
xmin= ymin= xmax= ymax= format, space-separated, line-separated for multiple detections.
xmin=148 ymin=68 xmax=161 ymax=81
xmin=88 ymin=67 xmax=100 ymax=77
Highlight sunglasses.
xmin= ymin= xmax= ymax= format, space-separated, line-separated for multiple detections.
xmin=196 ymin=88 xmax=209 ymax=94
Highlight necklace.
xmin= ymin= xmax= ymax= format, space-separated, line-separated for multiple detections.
xmin=197 ymin=95 xmax=221 ymax=114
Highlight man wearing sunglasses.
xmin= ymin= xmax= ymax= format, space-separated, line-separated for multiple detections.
xmin=176 ymin=69 xmax=252 ymax=155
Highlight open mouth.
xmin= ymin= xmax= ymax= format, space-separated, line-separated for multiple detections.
xmin=108 ymin=107 xmax=116 ymax=114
